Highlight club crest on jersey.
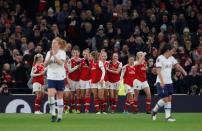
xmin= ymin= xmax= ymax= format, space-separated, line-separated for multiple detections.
xmin=165 ymin=64 xmax=172 ymax=68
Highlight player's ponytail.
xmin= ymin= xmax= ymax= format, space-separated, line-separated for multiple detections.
xmin=159 ymin=43 xmax=174 ymax=55
xmin=33 ymin=53 xmax=43 ymax=65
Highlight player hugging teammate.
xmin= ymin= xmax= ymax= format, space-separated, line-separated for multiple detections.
xmin=32 ymin=37 xmax=188 ymax=123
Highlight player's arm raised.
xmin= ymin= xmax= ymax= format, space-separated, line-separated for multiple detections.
xmin=99 ymin=61 xmax=106 ymax=83
xmin=134 ymin=52 xmax=146 ymax=66
xmin=44 ymin=51 xmax=52 ymax=67
xmin=67 ymin=60 xmax=80 ymax=73
xmin=120 ymin=65 xmax=126 ymax=81
xmin=53 ymin=55 xmax=65 ymax=65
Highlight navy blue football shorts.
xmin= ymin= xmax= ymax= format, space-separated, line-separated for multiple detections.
xmin=156 ymin=83 xmax=173 ymax=98
xmin=47 ymin=79 xmax=65 ymax=91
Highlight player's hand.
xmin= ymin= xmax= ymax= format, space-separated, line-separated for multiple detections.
xmin=100 ymin=79 xmax=104 ymax=84
xmin=40 ymin=70 xmax=46 ymax=75
xmin=160 ymin=82 xmax=165 ymax=88
xmin=50 ymin=50 xmax=53 ymax=56
xmin=184 ymin=71 xmax=188 ymax=76
xmin=51 ymin=49 xmax=57 ymax=55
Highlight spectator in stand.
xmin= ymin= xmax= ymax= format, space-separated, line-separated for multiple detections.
xmin=0 ymin=83 xmax=10 ymax=95
xmin=12 ymin=53 xmax=30 ymax=94
xmin=1 ymin=63 xmax=13 ymax=88
xmin=173 ymin=69 xmax=187 ymax=94
xmin=57 ymin=3 xmax=69 ymax=33
xmin=185 ymin=66 xmax=202 ymax=95
xmin=192 ymin=44 xmax=202 ymax=65
xmin=0 ymin=0 xmax=201 ymax=94
xmin=92 ymin=25 xmax=106 ymax=51
xmin=146 ymin=59 xmax=157 ymax=95
xmin=176 ymin=46 xmax=192 ymax=71
xmin=120 ymin=44 xmax=129 ymax=65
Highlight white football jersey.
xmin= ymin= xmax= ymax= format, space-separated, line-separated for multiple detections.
xmin=155 ymin=55 xmax=178 ymax=84
xmin=45 ymin=50 xmax=66 ymax=80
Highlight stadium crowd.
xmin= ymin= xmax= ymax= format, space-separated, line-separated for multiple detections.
xmin=0 ymin=0 xmax=202 ymax=95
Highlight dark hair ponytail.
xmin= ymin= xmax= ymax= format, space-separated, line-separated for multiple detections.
xmin=160 ymin=43 xmax=174 ymax=55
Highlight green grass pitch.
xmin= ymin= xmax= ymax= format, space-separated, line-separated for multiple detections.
xmin=0 ymin=113 xmax=202 ymax=131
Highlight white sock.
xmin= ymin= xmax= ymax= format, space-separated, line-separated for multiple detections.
xmin=153 ymin=99 xmax=166 ymax=112
xmin=57 ymin=99 xmax=64 ymax=119
xmin=48 ymin=96 xmax=56 ymax=116
xmin=164 ymin=102 xmax=171 ymax=119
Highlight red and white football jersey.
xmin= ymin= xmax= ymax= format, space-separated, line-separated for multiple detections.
xmin=108 ymin=61 xmax=122 ymax=83
xmin=104 ymin=61 xmax=109 ymax=82
xmin=90 ymin=61 xmax=103 ymax=83
xmin=123 ymin=65 xmax=137 ymax=87
xmin=136 ymin=61 xmax=147 ymax=82
xmin=68 ymin=58 xmax=80 ymax=81
xmin=80 ymin=58 xmax=91 ymax=81
xmin=32 ymin=63 xmax=45 ymax=85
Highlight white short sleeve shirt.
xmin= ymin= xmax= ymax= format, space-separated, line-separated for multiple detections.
xmin=45 ymin=50 xmax=66 ymax=80
xmin=156 ymin=55 xmax=178 ymax=84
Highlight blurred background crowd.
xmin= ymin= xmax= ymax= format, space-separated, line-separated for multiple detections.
xmin=0 ymin=0 xmax=202 ymax=95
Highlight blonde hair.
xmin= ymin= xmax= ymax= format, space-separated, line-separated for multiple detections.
xmin=136 ymin=51 xmax=144 ymax=60
xmin=33 ymin=53 xmax=43 ymax=65
xmin=91 ymin=51 xmax=100 ymax=62
xmin=53 ymin=37 xmax=67 ymax=50
xmin=83 ymin=48 xmax=90 ymax=54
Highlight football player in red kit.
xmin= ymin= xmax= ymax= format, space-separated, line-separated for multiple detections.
xmin=90 ymin=51 xmax=105 ymax=114
xmin=99 ymin=51 xmax=109 ymax=114
xmin=121 ymin=56 xmax=137 ymax=114
xmin=80 ymin=49 xmax=91 ymax=113
xmin=133 ymin=52 xmax=151 ymax=114
xmin=67 ymin=47 xmax=81 ymax=113
xmin=63 ymin=62 xmax=71 ymax=114
xmin=31 ymin=54 xmax=46 ymax=114
xmin=107 ymin=53 xmax=122 ymax=113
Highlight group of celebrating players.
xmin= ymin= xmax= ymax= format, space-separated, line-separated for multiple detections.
xmin=30 ymin=37 xmax=187 ymax=122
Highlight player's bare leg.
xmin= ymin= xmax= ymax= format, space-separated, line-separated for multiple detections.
xmin=143 ymin=87 xmax=151 ymax=114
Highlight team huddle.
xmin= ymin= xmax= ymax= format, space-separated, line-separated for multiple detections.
xmin=30 ymin=37 xmax=187 ymax=122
